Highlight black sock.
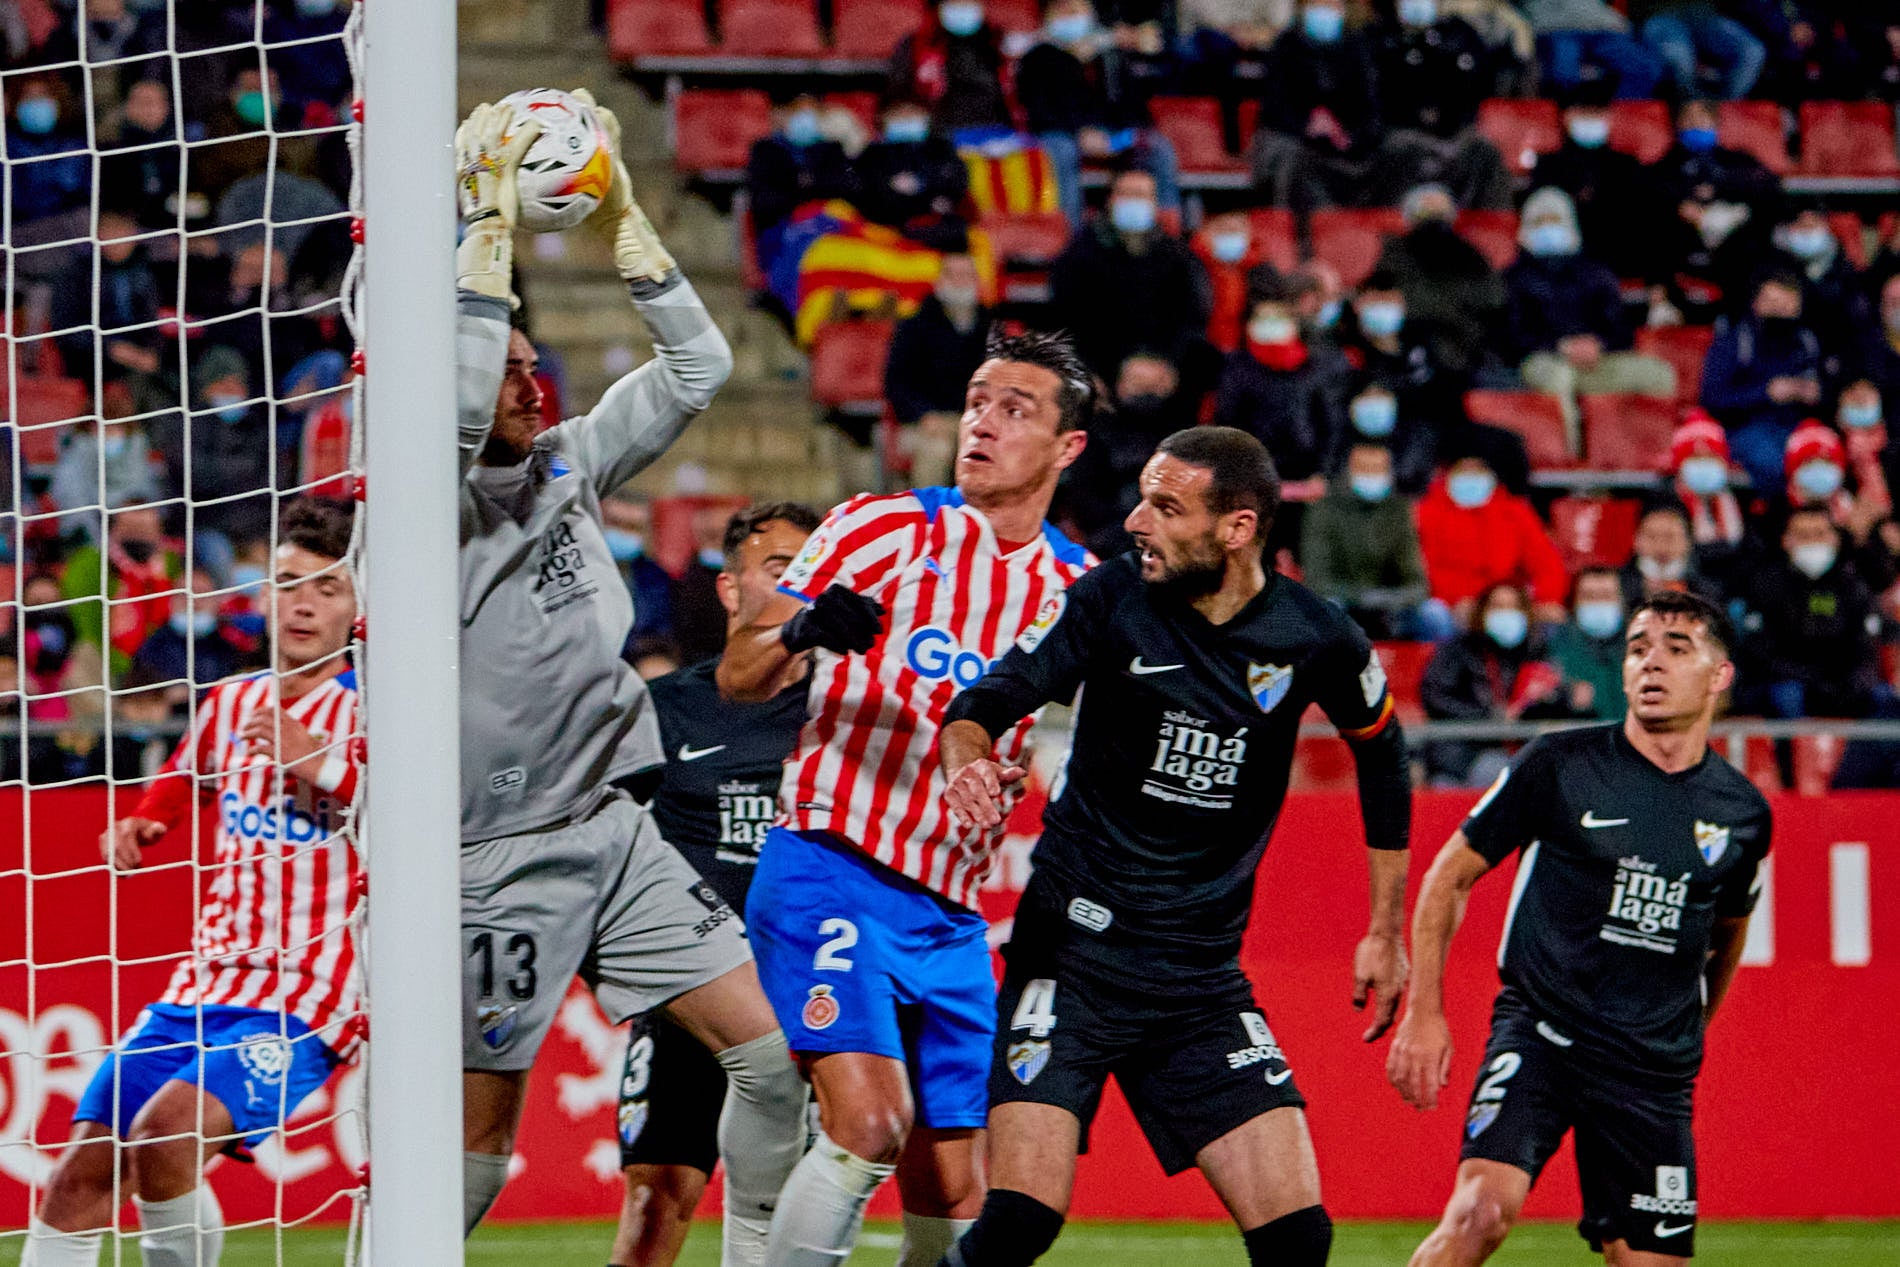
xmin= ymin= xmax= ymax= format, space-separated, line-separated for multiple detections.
xmin=940 ymin=1188 xmax=1065 ymax=1267
xmin=1242 ymin=1204 xmax=1334 ymax=1266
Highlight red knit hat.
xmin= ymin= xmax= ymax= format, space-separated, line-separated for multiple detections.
xmin=1785 ymin=418 xmax=1845 ymax=470
xmin=1669 ymin=409 xmax=1730 ymax=470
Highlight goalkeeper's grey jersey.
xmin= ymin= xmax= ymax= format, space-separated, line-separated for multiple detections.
xmin=456 ymin=275 xmax=732 ymax=843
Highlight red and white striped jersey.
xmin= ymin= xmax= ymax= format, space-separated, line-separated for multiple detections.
xmin=777 ymin=487 xmax=1091 ymax=909
xmin=133 ymin=670 xmax=364 ymax=1058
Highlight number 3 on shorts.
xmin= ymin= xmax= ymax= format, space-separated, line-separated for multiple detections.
xmin=813 ymin=918 xmax=857 ymax=971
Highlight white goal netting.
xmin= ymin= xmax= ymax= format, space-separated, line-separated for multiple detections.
xmin=3 ymin=1 xmax=367 ymax=1260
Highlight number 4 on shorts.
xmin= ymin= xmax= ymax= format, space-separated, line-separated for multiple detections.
xmin=1011 ymin=979 xmax=1058 ymax=1039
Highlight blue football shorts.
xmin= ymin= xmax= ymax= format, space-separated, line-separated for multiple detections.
xmin=747 ymin=827 xmax=995 ymax=1130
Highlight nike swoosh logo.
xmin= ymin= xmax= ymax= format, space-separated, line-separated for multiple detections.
xmin=1580 ymin=811 xmax=1629 ymax=828
xmin=1264 ymin=1069 xmax=1293 ymax=1085
xmin=1535 ymin=1020 xmax=1573 ymax=1047
xmin=677 ymin=743 xmax=727 ymax=762
xmin=1653 ymin=1222 xmax=1693 ymax=1238
xmin=1129 ymin=656 xmax=1183 ymax=676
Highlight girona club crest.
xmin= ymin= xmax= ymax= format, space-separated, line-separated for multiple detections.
xmin=802 ymin=985 xmax=840 ymax=1031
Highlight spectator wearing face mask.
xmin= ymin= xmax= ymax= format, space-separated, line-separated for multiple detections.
xmin=1373 ymin=184 xmax=1506 ymax=379
xmin=1019 ymin=0 xmax=1182 ymax=228
xmin=888 ymin=2 xmax=1015 ymax=137
xmin=600 ymin=491 xmax=677 ymax=650
xmin=1301 ymin=440 xmax=1451 ymax=639
xmin=1421 ymin=581 xmax=1575 ymax=786
xmin=49 ymin=419 xmax=162 ymax=543
xmin=13 ymin=572 xmax=108 ymax=782
xmin=1632 ymin=0 xmax=1767 ymax=99
xmin=1838 ymin=379 xmax=1898 ymax=522
xmin=1213 ymin=270 xmax=1343 ymax=489
xmin=1416 ymin=452 xmax=1569 ymax=629
xmin=1369 ymin=0 xmax=1516 ymax=212
xmin=7 ymin=74 xmax=91 ymax=231
xmin=1060 ymin=352 xmax=1191 ymax=557
xmin=1619 ymin=502 xmax=1725 ymax=612
xmin=1653 ymin=99 xmax=1782 ymax=322
xmin=1784 ymin=418 xmax=1896 ymax=592
xmin=1771 ymin=207 xmax=1870 ymax=392
xmin=886 ymin=252 xmax=992 ymax=487
xmin=853 ymin=97 xmax=970 ymax=248
xmin=745 ymin=93 xmax=858 ymax=272
xmin=1247 ymin=0 xmax=1386 ymax=210
xmin=1702 ymin=271 xmax=1824 ymax=492
xmin=1526 ymin=81 xmax=1665 ymax=283
xmin=150 ymin=344 xmax=275 ymax=548
xmin=1192 ymin=213 xmax=1268 ymax=352
xmin=1508 ymin=187 xmax=1675 ymax=445
xmin=1547 ymin=565 xmax=1629 ymax=721
xmin=101 ymin=78 xmax=198 ymax=230
xmin=1668 ymin=411 xmax=1752 ymax=585
xmin=129 ymin=568 xmax=249 ymax=703
xmin=1735 ymin=505 xmax=1885 ymax=719
xmin=1328 ymin=382 xmax=1437 ymax=494
xmin=192 ymin=65 xmax=313 ymax=205
xmin=60 ymin=502 xmax=179 ymax=677
xmin=1522 ymin=0 xmax=1667 ymax=98
xmin=1290 ymin=258 xmax=1355 ymax=400
xmin=1049 ymin=166 xmax=1212 ymax=384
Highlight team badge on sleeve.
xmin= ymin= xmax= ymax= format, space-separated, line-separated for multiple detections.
xmin=1247 ymin=662 xmax=1293 ymax=713
xmin=1015 ymin=594 xmax=1066 ymax=653
xmin=1007 ymin=1038 xmax=1051 ymax=1085
xmin=1693 ymin=821 xmax=1730 ymax=866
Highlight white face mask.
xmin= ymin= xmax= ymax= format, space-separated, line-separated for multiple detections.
xmin=1790 ymin=541 xmax=1837 ymax=579
xmin=1637 ymin=553 xmax=1687 ymax=582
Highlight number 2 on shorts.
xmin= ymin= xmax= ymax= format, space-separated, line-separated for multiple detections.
xmin=1474 ymin=1051 xmax=1521 ymax=1103
xmin=813 ymin=917 xmax=858 ymax=971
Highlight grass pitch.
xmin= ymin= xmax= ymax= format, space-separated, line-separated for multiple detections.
xmin=8 ymin=1217 xmax=1895 ymax=1264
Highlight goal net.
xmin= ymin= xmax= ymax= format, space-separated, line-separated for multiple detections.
xmin=3 ymin=1 xmax=373 ymax=1259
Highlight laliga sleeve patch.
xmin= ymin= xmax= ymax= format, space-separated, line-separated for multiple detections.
xmin=1015 ymin=593 xmax=1066 ymax=653
xmin=1359 ymin=649 xmax=1388 ymax=708
xmin=802 ymin=984 xmax=840 ymax=1030
xmin=780 ymin=528 xmax=829 ymax=594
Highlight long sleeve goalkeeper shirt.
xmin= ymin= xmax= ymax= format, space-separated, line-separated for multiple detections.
xmin=455 ymin=272 xmax=732 ymax=843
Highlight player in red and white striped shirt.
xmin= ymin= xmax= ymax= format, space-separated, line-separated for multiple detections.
xmin=27 ymin=499 xmax=361 ymax=1267
xmin=719 ymin=330 xmax=1094 ymax=1267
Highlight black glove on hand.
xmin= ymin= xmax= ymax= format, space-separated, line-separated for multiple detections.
xmin=780 ymin=584 xmax=886 ymax=655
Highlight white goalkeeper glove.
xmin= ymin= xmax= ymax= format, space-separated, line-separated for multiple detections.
xmin=455 ymin=101 xmax=539 ymax=303
xmin=572 ymin=88 xmax=676 ymax=285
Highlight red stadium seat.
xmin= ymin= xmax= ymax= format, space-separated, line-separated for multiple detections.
xmin=1477 ymin=98 xmax=1561 ymax=178
xmin=978 ymin=211 xmax=1070 ymax=262
xmin=1797 ymin=101 xmax=1900 ymax=177
xmin=1791 ymin=735 xmax=1845 ymax=797
xmin=1236 ymin=98 xmax=1260 ymax=154
xmin=1455 ymin=209 xmax=1519 ymax=270
xmin=1580 ymin=393 xmax=1676 ymax=470
xmin=983 ymin=0 xmax=1042 ymax=34
xmin=1147 ymin=96 xmax=1245 ymax=175
xmin=1740 ymin=735 xmax=1780 ymax=795
xmin=1463 ymin=389 xmax=1575 ymax=469
xmin=1608 ymin=99 xmax=1672 ymax=164
xmin=607 ymin=0 xmax=714 ymax=59
xmin=1633 ymin=324 xmax=1714 ymax=406
xmin=672 ymin=89 xmax=772 ymax=176
xmin=1827 ymin=212 xmax=1869 ymax=269
xmin=1247 ymin=208 xmax=1299 ymax=272
xmin=719 ymin=0 xmax=826 ymax=57
xmin=809 ymin=318 xmax=894 ymax=411
xmin=1718 ymin=100 xmax=1790 ymax=175
xmin=1546 ymin=496 xmax=1640 ymax=572
xmin=832 ymin=0 xmax=924 ymax=59
xmin=1308 ymin=208 xmax=1405 ymax=290
xmin=1373 ymin=640 xmax=1434 ymax=724
xmin=12 ymin=376 xmax=89 ymax=472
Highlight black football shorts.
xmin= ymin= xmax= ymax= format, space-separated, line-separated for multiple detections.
xmin=1460 ymin=1005 xmax=1699 ymax=1257
xmin=988 ymin=913 xmax=1305 ymax=1176
xmin=617 ymin=1009 xmax=726 ymax=1174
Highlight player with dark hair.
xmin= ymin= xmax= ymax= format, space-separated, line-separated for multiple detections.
xmin=609 ymin=502 xmax=822 ymax=1267
xmin=719 ymin=327 xmax=1093 ymax=1267
xmin=1388 ymin=589 xmax=1771 ymax=1267
xmin=935 ymin=425 xmax=1413 ymax=1267
xmin=28 ymin=498 xmax=361 ymax=1267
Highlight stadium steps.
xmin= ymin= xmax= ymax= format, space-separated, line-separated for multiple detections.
xmin=458 ymin=0 xmax=831 ymax=502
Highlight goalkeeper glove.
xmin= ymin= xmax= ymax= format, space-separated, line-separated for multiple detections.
xmin=780 ymin=585 xmax=886 ymax=655
xmin=455 ymin=101 xmax=538 ymax=303
xmin=571 ymin=88 xmax=676 ymax=284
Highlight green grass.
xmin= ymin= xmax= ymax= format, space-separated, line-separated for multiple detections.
xmin=8 ymin=1218 xmax=1898 ymax=1265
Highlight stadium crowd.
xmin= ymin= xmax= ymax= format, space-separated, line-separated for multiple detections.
xmin=6 ymin=0 xmax=1900 ymax=788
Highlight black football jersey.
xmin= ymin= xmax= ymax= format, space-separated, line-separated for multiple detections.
xmin=648 ymin=659 xmax=808 ymax=913
xmin=1461 ymin=723 xmax=1772 ymax=1084
xmin=949 ymin=553 xmax=1406 ymax=981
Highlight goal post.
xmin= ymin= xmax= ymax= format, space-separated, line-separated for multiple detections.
xmin=359 ymin=0 xmax=463 ymax=1261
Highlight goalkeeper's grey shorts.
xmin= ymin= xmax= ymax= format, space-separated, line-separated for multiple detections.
xmin=459 ymin=789 xmax=751 ymax=1071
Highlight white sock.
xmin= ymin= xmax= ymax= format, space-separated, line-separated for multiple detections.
xmin=762 ymin=1130 xmax=896 ymax=1267
xmin=896 ymin=1213 xmax=976 ymax=1267
xmin=714 ymin=1029 xmax=810 ymax=1267
xmin=134 ymin=1186 xmax=224 ymax=1267
xmin=463 ymin=1151 xmax=510 ymax=1235
xmin=22 ymin=1218 xmax=103 ymax=1267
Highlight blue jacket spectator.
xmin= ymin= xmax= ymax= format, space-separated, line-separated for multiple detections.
xmin=8 ymin=75 xmax=90 ymax=224
xmin=1700 ymin=271 xmax=1824 ymax=491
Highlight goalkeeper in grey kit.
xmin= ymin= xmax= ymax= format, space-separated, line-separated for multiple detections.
xmin=453 ymin=97 xmax=806 ymax=1265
